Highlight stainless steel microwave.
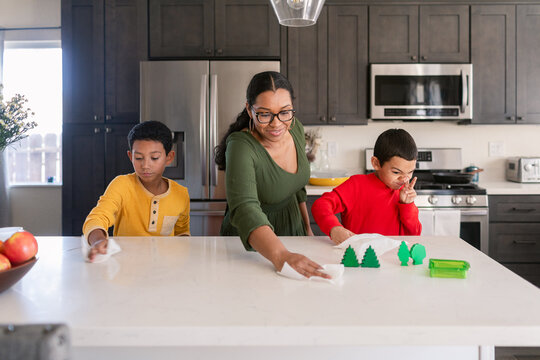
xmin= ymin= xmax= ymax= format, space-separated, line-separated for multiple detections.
xmin=370 ymin=64 xmax=472 ymax=120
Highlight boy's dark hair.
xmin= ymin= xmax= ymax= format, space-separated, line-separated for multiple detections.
xmin=128 ymin=121 xmax=173 ymax=154
xmin=373 ymin=129 xmax=417 ymax=166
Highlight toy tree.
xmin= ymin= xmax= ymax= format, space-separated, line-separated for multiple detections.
xmin=360 ymin=246 xmax=380 ymax=268
xmin=410 ymin=244 xmax=426 ymax=265
xmin=341 ymin=245 xmax=360 ymax=267
xmin=398 ymin=241 xmax=410 ymax=266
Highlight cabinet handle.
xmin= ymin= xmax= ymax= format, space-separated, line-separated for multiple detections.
xmin=513 ymin=240 xmax=536 ymax=245
xmin=94 ymin=128 xmax=101 ymax=133
xmin=105 ymin=115 xmax=112 ymax=121
xmin=105 ymin=127 xmax=112 ymax=133
xmin=93 ymin=115 xmax=99 ymax=121
xmin=411 ymin=55 xmax=417 ymax=61
xmin=206 ymin=49 xmax=212 ymax=55
xmin=330 ymin=116 xmax=337 ymax=122
xmin=421 ymin=55 xmax=427 ymax=61
xmin=505 ymin=116 xmax=516 ymax=121
xmin=216 ymin=48 xmax=223 ymax=55
xmin=516 ymin=116 xmax=524 ymax=121
xmin=320 ymin=116 xmax=327 ymax=122
xmin=510 ymin=207 xmax=535 ymax=213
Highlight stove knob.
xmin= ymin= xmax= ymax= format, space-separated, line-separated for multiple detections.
xmin=524 ymin=163 xmax=533 ymax=172
xmin=452 ymin=196 xmax=463 ymax=204
xmin=466 ymin=196 xmax=477 ymax=205
xmin=428 ymin=195 xmax=438 ymax=205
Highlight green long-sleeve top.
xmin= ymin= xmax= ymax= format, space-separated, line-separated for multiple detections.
xmin=220 ymin=119 xmax=310 ymax=250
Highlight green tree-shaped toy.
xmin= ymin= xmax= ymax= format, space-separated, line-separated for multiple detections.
xmin=341 ymin=245 xmax=360 ymax=267
xmin=360 ymin=245 xmax=380 ymax=268
xmin=398 ymin=241 xmax=410 ymax=266
xmin=410 ymin=243 xmax=426 ymax=265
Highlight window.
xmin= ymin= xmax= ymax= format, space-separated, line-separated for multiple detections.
xmin=2 ymin=41 xmax=62 ymax=184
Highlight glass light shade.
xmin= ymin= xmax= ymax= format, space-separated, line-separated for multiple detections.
xmin=270 ymin=0 xmax=326 ymax=27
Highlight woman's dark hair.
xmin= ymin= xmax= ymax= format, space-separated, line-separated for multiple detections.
xmin=214 ymin=71 xmax=294 ymax=170
xmin=373 ymin=128 xmax=417 ymax=166
xmin=128 ymin=120 xmax=173 ymax=154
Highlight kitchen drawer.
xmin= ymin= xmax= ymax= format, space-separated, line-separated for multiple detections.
xmin=501 ymin=263 xmax=540 ymax=287
xmin=490 ymin=223 xmax=540 ymax=262
xmin=489 ymin=195 xmax=540 ymax=222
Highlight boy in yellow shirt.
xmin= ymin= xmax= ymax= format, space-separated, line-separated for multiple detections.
xmin=83 ymin=121 xmax=190 ymax=261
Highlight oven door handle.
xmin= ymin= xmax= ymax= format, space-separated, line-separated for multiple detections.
xmin=460 ymin=70 xmax=468 ymax=114
xmin=460 ymin=209 xmax=488 ymax=216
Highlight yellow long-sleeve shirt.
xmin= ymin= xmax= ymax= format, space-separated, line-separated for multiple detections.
xmin=83 ymin=173 xmax=190 ymax=238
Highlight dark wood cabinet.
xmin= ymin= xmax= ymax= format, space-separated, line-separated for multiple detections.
xmin=287 ymin=5 xmax=368 ymax=125
xmin=63 ymin=0 xmax=147 ymax=124
xmin=149 ymin=0 xmax=280 ymax=58
xmin=489 ymin=195 xmax=540 ymax=287
xmin=62 ymin=124 xmax=134 ymax=236
xmin=369 ymin=5 xmax=469 ymax=63
xmin=307 ymin=195 xmax=325 ymax=236
xmin=472 ymin=5 xmax=540 ymax=124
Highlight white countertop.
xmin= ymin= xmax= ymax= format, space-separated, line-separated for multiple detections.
xmin=307 ymin=182 xmax=540 ymax=196
xmin=2 ymin=236 xmax=540 ymax=348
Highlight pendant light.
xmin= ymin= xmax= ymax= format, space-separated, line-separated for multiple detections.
xmin=270 ymin=0 xmax=326 ymax=27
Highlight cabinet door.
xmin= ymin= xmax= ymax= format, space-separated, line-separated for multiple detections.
xmin=328 ymin=6 xmax=368 ymax=125
xmin=62 ymin=125 xmax=106 ymax=236
xmin=104 ymin=124 xmax=137 ymax=184
xmin=490 ymin=223 xmax=540 ymax=263
xmin=104 ymin=0 xmax=148 ymax=123
xmin=287 ymin=7 xmax=328 ymax=125
xmin=149 ymin=0 xmax=214 ymax=58
xmin=471 ymin=5 xmax=516 ymax=124
xmin=369 ymin=5 xmax=418 ymax=63
xmin=215 ymin=0 xmax=280 ymax=57
xmin=62 ymin=0 xmax=105 ymax=123
xmin=419 ymin=5 xmax=470 ymax=63
xmin=517 ymin=5 xmax=540 ymax=124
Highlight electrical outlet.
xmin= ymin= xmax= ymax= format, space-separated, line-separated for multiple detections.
xmin=327 ymin=141 xmax=337 ymax=157
xmin=489 ymin=141 xmax=505 ymax=157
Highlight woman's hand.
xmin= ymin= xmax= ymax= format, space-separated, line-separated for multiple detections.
xmin=280 ymin=251 xmax=331 ymax=279
xmin=329 ymin=226 xmax=355 ymax=245
xmin=305 ymin=226 xmax=314 ymax=236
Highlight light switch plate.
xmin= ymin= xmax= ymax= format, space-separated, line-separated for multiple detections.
xmin=488 ymin=141 xmax=505 ymax=157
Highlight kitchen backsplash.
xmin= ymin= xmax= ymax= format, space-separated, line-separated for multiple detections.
xmin=305 ymin=121 xmax=540 ymax=182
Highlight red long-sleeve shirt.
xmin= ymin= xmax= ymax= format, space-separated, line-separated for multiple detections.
xmin=311 ymin=173 xmax=422 ymax=236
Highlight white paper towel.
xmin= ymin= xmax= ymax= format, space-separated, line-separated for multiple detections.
xmin=81 ymin=236 xmax=122 ymax=263
xmin=277 ymin=262 xmax=344 ymax=284
xmin=334 ymin=233 xmax=402 ymax=257
xmin=433 ymin=210 xmax=461 ymax=237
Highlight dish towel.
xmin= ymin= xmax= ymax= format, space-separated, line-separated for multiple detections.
xmin=277 ymin=263 xmax=344 ymax=284
xmin=419 ymin=210 xmax=435 ymax=236
xmin=434 ymin=210 xmax=461 ymax=237
xmin=334 ymin=233 xmax=402 ymax=257
xmin=80 ymin=236 xmax=122 ymax=263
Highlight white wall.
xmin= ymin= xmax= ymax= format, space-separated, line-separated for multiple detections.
xmin=307 ymin=122 xmax=540 ymax=182
xmin=0 ymin=0 xmax=60 ymax=28
xmin=9 ymin=185 xmax=62 ymax=235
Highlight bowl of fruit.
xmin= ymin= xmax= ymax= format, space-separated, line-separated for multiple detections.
xmin=0 ymin=228 xmax=38 ymax=294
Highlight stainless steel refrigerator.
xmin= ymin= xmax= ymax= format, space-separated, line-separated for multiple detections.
xmin=140 ymin=61 xmax=280 ymax=235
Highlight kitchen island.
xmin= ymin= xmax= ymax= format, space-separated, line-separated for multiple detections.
xmin=1 ymin=235 xmax=540 ymax=360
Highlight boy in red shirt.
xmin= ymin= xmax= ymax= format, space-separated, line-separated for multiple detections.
xmin=311 ymin=129 xmax=421 ymax=244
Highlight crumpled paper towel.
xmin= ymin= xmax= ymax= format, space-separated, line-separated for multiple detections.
xmin=277 ymin=262 xmax=344 ymax=284
xmin=81 ymin=235 xmax=122 ymax=263
xmin=335 ymin=233 xmax=403 ymax=258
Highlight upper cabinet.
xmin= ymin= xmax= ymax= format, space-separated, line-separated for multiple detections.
xmin=62 ymin=0 xmax=147 ymax=124
xmin=472 ymin=5 xmax=540 ymax=124
xmin=286 ymin=6 xmax=368 ymax=125
xmin=149 ymin=0 xmax=280 ymax=58
xmin=369 ymin=5 xmax=470 ymax=63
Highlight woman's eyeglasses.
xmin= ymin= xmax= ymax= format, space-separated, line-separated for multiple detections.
xmin=251 ymin=107 xmax=295 ymax=124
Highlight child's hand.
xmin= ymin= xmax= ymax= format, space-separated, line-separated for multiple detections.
xmin=400 ymin=176 xmax=417 ymax=204
xmin=329 ymin=226 xmax=355 ymax=245
xmin=88 ymin=239 xmax=108 ymax=262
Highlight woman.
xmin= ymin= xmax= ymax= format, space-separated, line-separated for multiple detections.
xmin=215 ymin=71 xmax=329 ymax=279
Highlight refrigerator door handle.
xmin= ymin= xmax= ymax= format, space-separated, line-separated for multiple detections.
xmin=201 ymin=74 xmax=208 ymax=187
xmin=210 ymin=74 xmax=218 ymax=186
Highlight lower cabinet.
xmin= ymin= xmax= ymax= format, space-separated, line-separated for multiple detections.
xmin=306 ymin=195 xmax=341 ymax=237
xmin=62 ymin=123 xmax=136 ymax=236
xmin=489 ymin=195 xmax=540 ymax=287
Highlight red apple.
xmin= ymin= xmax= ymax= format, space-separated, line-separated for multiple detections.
xmin=0 ymin=253 xmax=10 ymax=271
xmin=0 ymin=241 xmax=4 ymax=254
xmin=3 ymin=231 xmax=38 ymax=265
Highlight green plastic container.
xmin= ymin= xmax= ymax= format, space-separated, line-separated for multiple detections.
xmin=429 ymin=259 xmax=470 ymax=279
